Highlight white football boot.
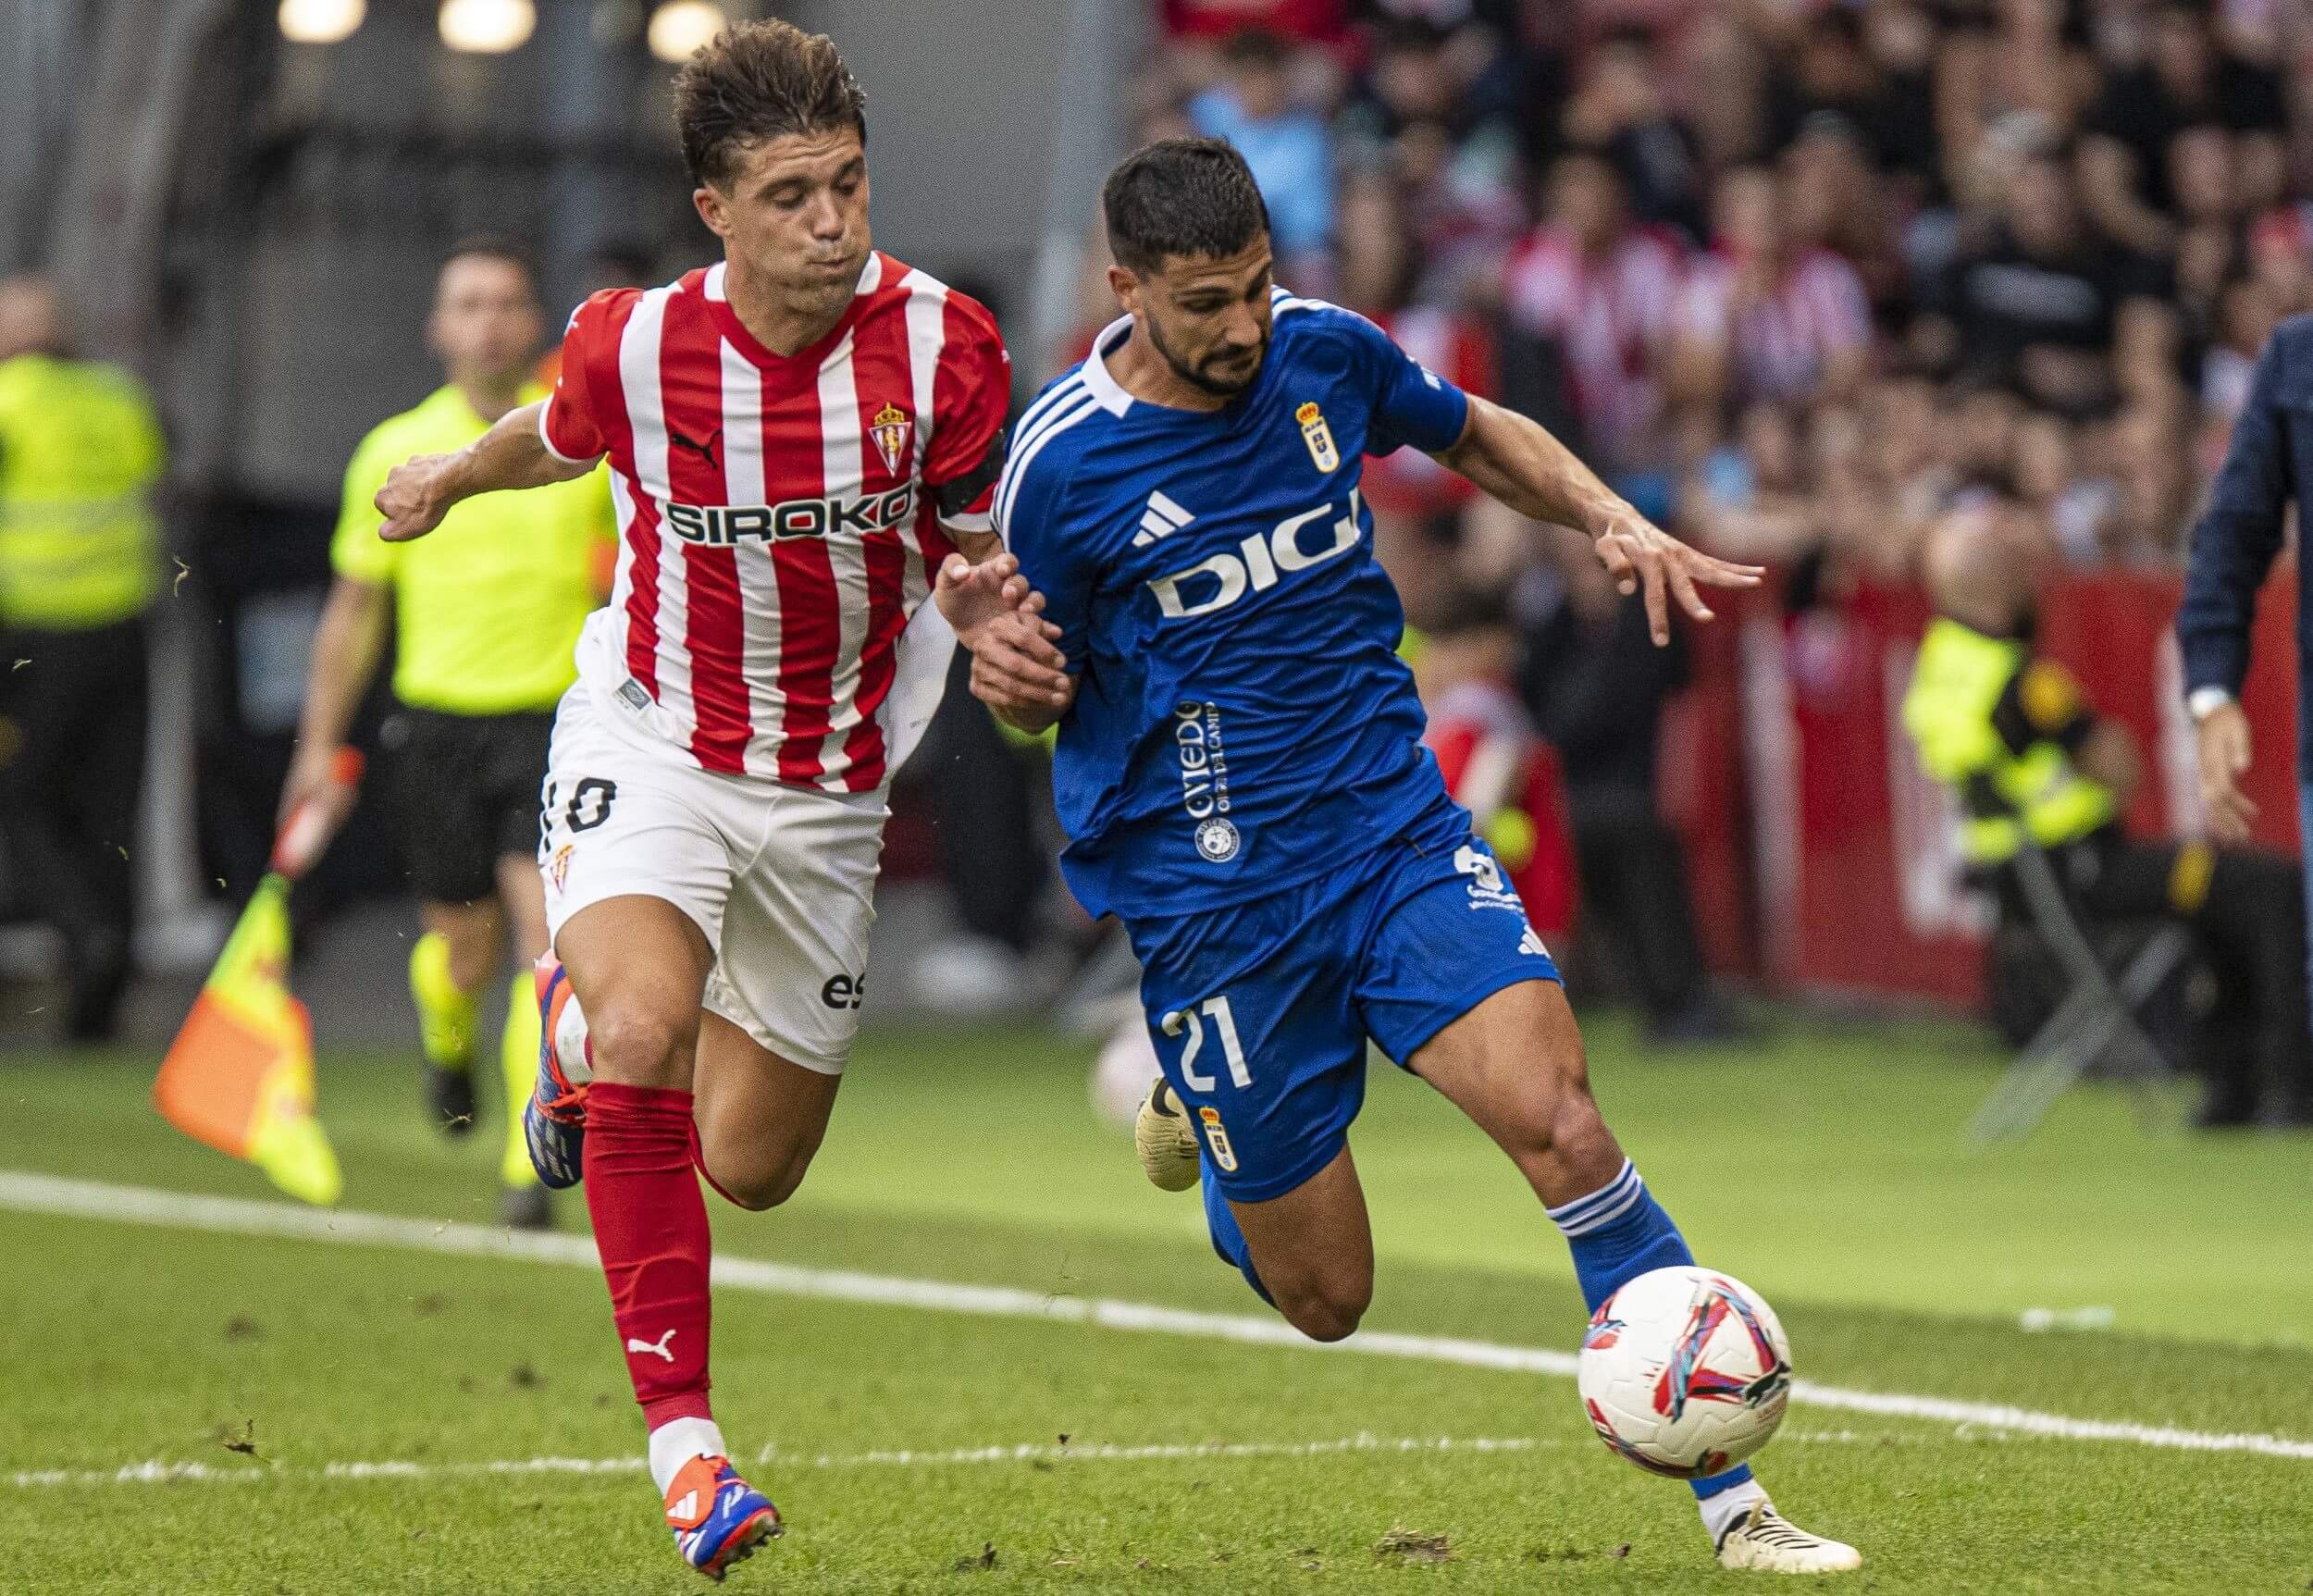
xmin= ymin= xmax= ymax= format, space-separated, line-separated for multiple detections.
xmin=1714 ymin=1502 xmax=1862 ymax=1573
xmin=1133 ymin=1080 xmax=1201 ymax=1192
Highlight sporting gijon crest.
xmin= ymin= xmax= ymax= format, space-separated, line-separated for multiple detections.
xmin=871 ymin=401 xmax=913 ymax=475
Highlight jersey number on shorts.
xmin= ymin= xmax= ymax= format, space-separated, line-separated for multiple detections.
xmin=543 ymin=777 xmax=620 ymax=838
xmin=1163 ymin=995 xmax=1252 ymax=1091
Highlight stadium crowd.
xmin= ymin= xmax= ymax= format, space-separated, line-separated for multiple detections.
xmin=1099 ymin=0 xmax=2304 ymax=600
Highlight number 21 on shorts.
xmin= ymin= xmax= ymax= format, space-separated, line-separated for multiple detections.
xmin=1161 ymin=995 xmax=1252 ymax=1091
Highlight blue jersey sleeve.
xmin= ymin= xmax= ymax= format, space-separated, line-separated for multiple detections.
xmin=995 ymin=435 xmax=1092 ymax=676
xmin=1341 ymin=311 xmax=1469 ymax=456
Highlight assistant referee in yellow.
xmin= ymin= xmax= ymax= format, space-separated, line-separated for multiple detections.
xmin=0 ymin=276 xmax=167 ymax=1043
xmin=282 ymin=241 xmax=612 ymax=1228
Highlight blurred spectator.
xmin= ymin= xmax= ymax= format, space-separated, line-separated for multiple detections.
xmin=1414 ymin=583 xmax=1577 ymax=942
xmin=2100 ymin=395 xmax=2199 ymax=563
xmin=1503 ymin=149 xmax=1682 ymax=489
xmin=1514 ymin=531 xmax=1742 ymax=1043
xmin=1928 ymin=142 xmax=2170 ymax=416
xmin=1189 ymin=30 xmax=1337 ymax=275
xmin=1780 ymin=113 xmax=1910 ymax=322
xmin=1683 ymin=402 xmax=1819 ymax=566
xmin=2079 ymin=0 xmax=2286 ymax=256
xmin=1563 ymin=24 xmax=1704 ymax=241
xmin=1339 ymin=168 xmax=1496 ymax=625
xmin=1672 ymin=164 xmax=1872 ymax=410
xmin=0 ymin=276 xmax=167 ymax=1042
xmin=2202 ymin=271 xmax=2283 ymax=425
xmin=1161 ymin=0 xmax=1344 ymax=47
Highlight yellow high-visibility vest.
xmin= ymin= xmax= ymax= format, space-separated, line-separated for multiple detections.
xmin=1900 ymin=616 xmax=2115 ymax=865
xmin=330 ymin=385 xmax=613 ymax=715
xmin=0 ymin=353 xmax=166 ymax=629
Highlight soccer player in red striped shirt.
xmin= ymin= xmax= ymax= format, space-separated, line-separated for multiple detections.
xmin=368 ymin=20 xmax=1048 ymax=1578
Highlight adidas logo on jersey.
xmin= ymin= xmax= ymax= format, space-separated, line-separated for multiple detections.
xmin=1133 ymin=490 xmax=1195 ymax=548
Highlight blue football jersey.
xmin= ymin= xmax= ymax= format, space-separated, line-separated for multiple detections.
xmin=996 ymin=291 xmax=1471 ymax=920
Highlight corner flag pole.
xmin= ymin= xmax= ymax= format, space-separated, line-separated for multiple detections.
xmin=153 ymin=749 xmax=364 ymax=1206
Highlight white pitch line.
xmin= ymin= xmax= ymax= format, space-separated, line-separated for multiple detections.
xmin=6 ymin=1431 xmax=1937 ymax=1491
xmin=3 ymin=1170 xmax=2307 ymax=1463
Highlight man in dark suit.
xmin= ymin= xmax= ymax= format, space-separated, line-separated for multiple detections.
xmin=2178 ymin=313 xmax=2313 ymax=1122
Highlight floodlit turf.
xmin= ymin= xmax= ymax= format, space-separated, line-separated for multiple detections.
xmin=3 ymin=1012 xmax=2308 ymax=1593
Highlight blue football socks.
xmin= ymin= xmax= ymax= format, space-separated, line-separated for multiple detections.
xmin=1548 ymin=1158 xmax=1753 ymax=1501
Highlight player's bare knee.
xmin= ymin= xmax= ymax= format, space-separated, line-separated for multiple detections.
xmin=1282 ymin=1286 xmax=1368 ymax=1343
xmin=1273 ymin=1263 xmax=1371 ymax=1342
xmin=586 ymin=1000 xmax=692 ymax=1088
xmin=717 ymin=1149 xmax=814 ymax=1211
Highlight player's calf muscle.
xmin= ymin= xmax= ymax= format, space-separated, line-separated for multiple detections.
xmin=1415 ymin=982 xmax=1624 ymax=1203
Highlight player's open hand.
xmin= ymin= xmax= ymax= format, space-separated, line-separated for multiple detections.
xmin=1591 ymin=512 xmax=1765 ymax=647
xmin=376 ymin=452 xmax=464 ymax=543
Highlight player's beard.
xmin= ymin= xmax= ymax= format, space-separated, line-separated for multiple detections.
xmin=1150 ymin=315 xmax=1268 ymax=398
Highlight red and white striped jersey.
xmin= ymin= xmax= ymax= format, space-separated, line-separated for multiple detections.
xmin=1503 ymin=224 xmax=1685 ymax=471
xmin=539 ymin=252 xmax=1008 ymax=790
xmin=1676 ymin=248 xmax=1871 ymax=405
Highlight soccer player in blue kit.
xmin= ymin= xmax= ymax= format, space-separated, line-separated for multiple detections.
xmin=934 ymin=140 xmax=1859 ymax=1574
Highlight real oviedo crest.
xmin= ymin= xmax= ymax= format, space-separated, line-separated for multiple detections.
xmin=1295 ymin=401 xmax=1340 ymax=473
xmin=871 ymin=402 xmax=913 ymax=476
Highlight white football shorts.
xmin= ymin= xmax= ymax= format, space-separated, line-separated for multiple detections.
xmin=537 ymin=682 xmax=885 ymax=1074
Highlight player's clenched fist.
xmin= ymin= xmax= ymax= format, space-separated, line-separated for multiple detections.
xmin=375 ymin=452 xmax=465 ymax=543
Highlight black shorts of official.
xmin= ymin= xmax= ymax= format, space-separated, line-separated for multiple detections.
xmin=379 ymin=704 xmax=555 ymax=905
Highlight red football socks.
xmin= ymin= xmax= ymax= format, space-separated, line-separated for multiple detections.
xmin=585 ymin=1082 xmax=714 ymax=1429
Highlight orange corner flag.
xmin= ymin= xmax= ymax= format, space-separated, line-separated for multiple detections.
xmin=154 ymin=874 xmax=340 ymax=1206
xmin=154 ymin=750 xmax=360 ymax=1206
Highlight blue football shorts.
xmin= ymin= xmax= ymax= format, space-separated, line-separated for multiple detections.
xmin=1125 ymin=790 xmax=1561 ymax=1204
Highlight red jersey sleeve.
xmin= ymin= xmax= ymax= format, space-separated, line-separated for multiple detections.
xmin=922 ymin=292 xmax=1011 ymax=536
xmin=538 ymin=288 xmax=636 ymax=464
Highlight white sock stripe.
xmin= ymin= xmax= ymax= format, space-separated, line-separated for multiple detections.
xmin=1553 ymin=1180 xmax=1649 ymax=1238
xmin=1545 ymin=1159 xmax=1638 ymax=1227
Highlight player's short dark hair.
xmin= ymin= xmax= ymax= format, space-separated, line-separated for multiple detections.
xmin=1103 ymin=138 xmax=1271 ymax=276
xmin=673 ymin=19 xmax=868 ymax=192
xmin=440 ymin=236 xmax=539 ymax=300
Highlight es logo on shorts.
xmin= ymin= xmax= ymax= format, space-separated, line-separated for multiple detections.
xmin=820 ymin=972 xmax=867 ymax=1011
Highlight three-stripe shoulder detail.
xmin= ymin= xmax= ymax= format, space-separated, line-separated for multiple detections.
xmin=996 ymin=376 xmax=1100 ymax=540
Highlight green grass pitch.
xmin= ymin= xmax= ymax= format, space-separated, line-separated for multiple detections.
xmin=2 ymin=1011 xmax=2307 ymax=1593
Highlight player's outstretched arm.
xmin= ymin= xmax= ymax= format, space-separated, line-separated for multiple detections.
xmin=1435 ymin=395 xmax=1764 ymax=646
xmin=934 ymin=549 xmax=1076 ymax=735
xmin=376 ymin=401 xmax=594 ymax=542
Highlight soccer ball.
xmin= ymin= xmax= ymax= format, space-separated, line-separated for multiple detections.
xmin=1576 ymin=1266 xmax=1793 ymax=1478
